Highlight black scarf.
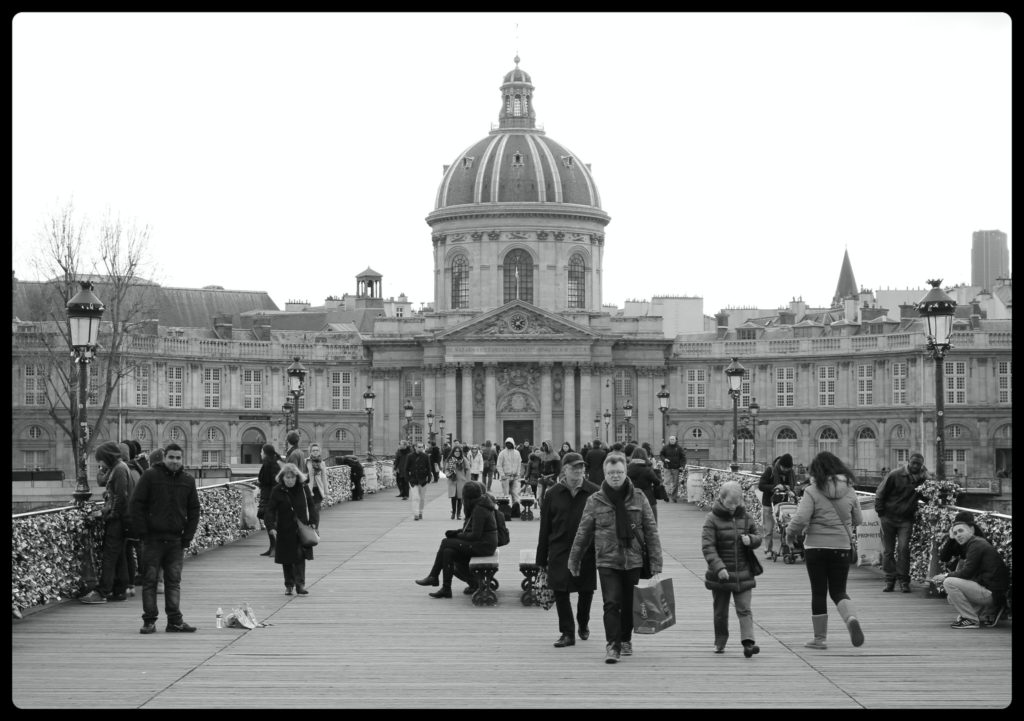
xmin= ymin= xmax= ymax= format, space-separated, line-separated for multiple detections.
xmin=602 ymin=480 xmax=634 ymax=544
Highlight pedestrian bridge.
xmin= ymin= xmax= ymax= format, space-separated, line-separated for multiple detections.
xmin=11 ymin=481 xmax=1012 ymax=709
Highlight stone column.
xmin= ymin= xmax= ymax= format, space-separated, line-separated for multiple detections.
xmin=444 ymin=364 xmax=458 ymax=441
xmin=562 ymin=364 xmax=576 ymax=449
xmin=387 ymin=368 xmax=403 ymax=446
xmin=578 ymin=363 xmax=593 ymax=446
xmin=461 ymin=363 xmax=474 ymax=443
xmin=484 ymin=363 xmax=498 ymax=445
xmin=539 ymin=362 xmax=553 ymax=445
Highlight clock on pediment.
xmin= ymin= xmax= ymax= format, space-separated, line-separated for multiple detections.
xmin=509 ymin=313 xmax=529 ymax=332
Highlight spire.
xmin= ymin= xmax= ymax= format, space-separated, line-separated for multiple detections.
xmin=498 ymin=57 xmax=536 ymax=130
xmin=832 ymin=249 xmax=858 ymax=307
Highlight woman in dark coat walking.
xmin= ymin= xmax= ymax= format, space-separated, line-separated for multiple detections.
xmin=257 ymin=443 xmax=282 ymax=556
xmin=702 ymin=481 xmax=762 ymax=656
xmin=536 ymin=452 xmax=599 ymax=647
xmin=626 ymin=447 xmax=663 ymax=522
xmin=264 ymin=462 xmax=319 ymax=595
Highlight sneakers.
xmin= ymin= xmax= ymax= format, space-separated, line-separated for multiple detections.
xmin=79 ymin=590 xmax=106 ymax=604
xmin=604 ymin=643 xmax=620 ymax=664
xmin=139 ymin=622 xmax=157 ymax=634
xmin=950 ymin=617 xmax=979 ymax=629
xmin=166 ymin=621 xmax=197 ymax=633
xmin=415 ymin=576 xmax=440 ymax=587
xmin=620 ymin=641 xmax=633 ymax=656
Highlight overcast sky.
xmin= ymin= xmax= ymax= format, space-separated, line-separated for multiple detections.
xmin=12 ymin=12 xmax=1011 ymax=317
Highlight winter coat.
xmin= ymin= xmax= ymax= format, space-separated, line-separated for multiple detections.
xmin=481 ymin=445 xmax=497 ymax=471
xmin=757 ymin=458 xmax=796 ymax=507
xmin=257 ymin=457 xmax=281 ymax=516
xmin=264 ymin=480 xmax=320 ymax=564
xmin=457 ymin=492 xmax=498 ymax=553
xmin=467 ymin=450 xmax=484 ymax=476
xmin=627 ymin=460 xmax=662 ymax=512
xmin=445 ymin=453 xmax=469 ymax=498
xmin=946 ymin=535 xmax=1009 ymax=595
xmin=525 ymin=451 xmax=544 ymax=481
xmin=702 ymin=500 xmax=761 ymax=591
xmin=874 ymin=465 xmax=926 ymax=521
xmin=568 ymin=481 xmax=663 ymax=575
xmin=786 ymin=475 xmax=862 ymax=549
xmin=536 ymin=478 xmax=599 ymax=592
xmin=406 ymin=450 xmax=433 ymax=486
xmin=497 ymin=441 xmax=521 ymax=477
xmin=394 ymin=446 xmax=411 ymax=479
xmin=658 ymin=442 xmax=687 ymax=469
xmin=538 ymin=449 xmax=561 ymax=479
xmin=584 ymin=446 xmax=608 ymax=484
xmin=129 ymin=462 xmax=201 ymax=546
xmin=101 ymin=459 xmax=132 ymax=525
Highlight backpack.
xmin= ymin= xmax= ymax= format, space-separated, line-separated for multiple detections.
xmin=493 ymin=507 xmax=510 ymax=547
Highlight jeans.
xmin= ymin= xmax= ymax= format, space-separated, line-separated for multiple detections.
xmin=410 ymin=483 xmax=426 ymax=515
xmin=761 ymin=506 xmax=776 ymax=551
xmin=554 ymin=589 xmax=594 ymax=638
xmin=664 ymin=468 xmax=681 ymax=499
xmin=711 ymin=588 xmax=754 ymax=647
xmin=597 ymin=566 xmax=643 ymax=646
xmin=880 ymin=517 xmax=914 ymax=582
xmin=483 ymin=467 xmax=494 ymax=492
xmin=141 ymin=539 xmax=185 ymax=625
xmin=427 ymin=538 xmax=496 ymax=588
xmin=804 ymin=548 xmax=852 ymax=615
xmin=942 ymin=576 xmax=994 ymax=623
xmin=98 ymin=518 xmax=129 ymax=597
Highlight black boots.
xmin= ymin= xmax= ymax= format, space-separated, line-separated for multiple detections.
xmin=742 ymin=639 xmax=761 ymax=658
xmin=429 ymin=587 xmax=453 ymax=598
xmin=259 ymin=534 xmax=276 ymax=557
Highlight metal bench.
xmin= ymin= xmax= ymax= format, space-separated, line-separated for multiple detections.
xmin=519 ymin=548 xmax=541 ymax=606
xmin=468 ymin=551 xmax=500 ymax=606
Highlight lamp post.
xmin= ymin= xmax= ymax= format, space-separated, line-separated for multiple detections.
xmin=603 ymin=408 xmax=612 ymax=445
xmin=363 ymin=385 xmax=376 ymax=456
xmin=281 ymin=399 xmax=293 ymax=434
xmin=426 ymin=409 xmax=435 ymax=444
xmin=286 ymin=356 xmax=306 ymax=435
xmin=67 ymin=281 xmax=105 ymax=506
xmin=657 ymin=384 xmax=670 ymax=447
xmin=724 ymin=357 xmax=746 ymax=472
xmin=917 ymin=279 xmax=956 ymax=481
xmin=622 ymin=399 xmax=633 ymax=443
xmin=404 ymin=398 xmax=414 ymax=443
xmin=594 ymin=412 xmax=601 ymax=441
xmin=748 ymin=398 xmax=760 ymax=470
xmin=438 ymin=415 xmax=446 ymax=445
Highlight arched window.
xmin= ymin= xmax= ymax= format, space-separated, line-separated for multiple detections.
xmin=28 ymin=425 xmax=44 ymax=440
xmin=451 ymin=256 xmax=469 ymax=309
xmin=206 ymin=427 xmax=222 ymax=442
xmin=503 ymin=249 xmax=533 ymax=304
xmin=856 ymin=427 xmax=877 ymax=477
xmin=336 ymin=429 xmax=349 ymax=442
xmin=567 ymin=253 xmax=586 ymax=308
xmin=775 ymin=427 xmax=798 ymax=460
xmin=817 ymin=427 xmax=839 ymax=455
xmin=690 ymin=428 xmax=704 ymax=440
xmin=169 ymin=426 xmax=184 ymax=442
xmin=513 ymin=94 xmax=522 ymax=116
xmin=240 ymin=428 xmax=266 ymax=465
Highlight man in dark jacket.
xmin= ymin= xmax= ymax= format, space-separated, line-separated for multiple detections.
xmin=934 ymin=517 xmax=1010 ymax=628
xmin=79 ymin=441 xmax=133 ymax=604
xmin=339 ymin=455 xmax=365 ymax=500
xmin=536 ymin=452 xmax=599 ymax=648
xmin=874 ymin=452 xmax=927 ymax=593
xmin=658 ymin=435 xmax=688 ymax=503
xmin=393 ymin=440 xmax=411 ymax=499
xmin=756 ymin=454 xmax=795 ymax=557
xmin=406 ymin=441 xmax=433 ymax=521
xmin=584 ymin=440 xmax=607 ymax=485
xmin=129 ymin=443 xmax=201 ymax=634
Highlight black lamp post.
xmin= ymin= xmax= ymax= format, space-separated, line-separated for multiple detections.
xmin=603 ymin=408 xmax=612 ymax=445
xmin=917 ymin=279 xmax=957 ymax=481
xmin=404 ymin=398 xmax=414 ymax=443
xmin=622 ymin=399 xmax=633 ymax=443
xmin=593 ymin=413 xmax=601 ymax=441
xmin=724 ymin=357 xmax=746 ymax=472
xmin=67 ymin=281 xmax=105 ymax=506
xmin=363 ymin=385 xmax=376 ymax=456
xmin=748 ymin=398 xmax=760 ymax=470
xmin=426 ymin=409 xmax=435 ymax=444
xmin=438 ymin=415 xmax=446 ymax=445
xmin=286 ymin=356 xmax=306 ymax=434
xmin=282 ymin=399 xmax=293 ymax=435
xmin=657 ymin=384 xmax=670 ymax=447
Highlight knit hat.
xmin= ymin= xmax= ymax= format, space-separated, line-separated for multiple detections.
xmin=463 ymin=481 xmax=484 ymax=502
xmin=779 ymin=454 xmax=794 ymax=469
xmin=951 ymin=511 xmax=976 ymax=529
xmin=562 ymin=452 xmax=585 ymax=467
xmin=95 ymin=441 xmax=124 ymax=467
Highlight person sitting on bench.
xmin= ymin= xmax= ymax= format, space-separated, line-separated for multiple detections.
xmin=415 ymin=481 xmax=498 ymax=598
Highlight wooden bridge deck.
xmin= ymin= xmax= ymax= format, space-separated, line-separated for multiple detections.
xmin=11 ymin=482 xmax=1013 ymax=709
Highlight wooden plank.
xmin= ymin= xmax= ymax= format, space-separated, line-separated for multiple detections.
xmin=11 ymin=484 xmax=1012 ymax=708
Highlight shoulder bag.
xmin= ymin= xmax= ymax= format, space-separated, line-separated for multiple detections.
xmin=289 ymin=489 xmax=320 ymax=548
xmin=824 ymin=493 xmax=856 ymax=564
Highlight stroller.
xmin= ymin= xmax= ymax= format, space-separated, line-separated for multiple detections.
xmin=769 ymin=487 xmax=805 ymax=564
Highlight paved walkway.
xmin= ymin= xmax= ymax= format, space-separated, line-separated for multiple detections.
xmin=11 ymin=481 xmax=1013 ymax=708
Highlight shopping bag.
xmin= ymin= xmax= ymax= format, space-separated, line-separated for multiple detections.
xmin=225 ymin=602 xmax=260 ymax=629
xmin=632 ymin=575 xmax=676 ymax=634
xmin=532 ymin=568 xmax=556 ymax=610
xmin=239 ymin=483 xmax=259 ymax=530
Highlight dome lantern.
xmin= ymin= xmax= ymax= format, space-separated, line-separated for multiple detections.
xmin=499 ymin=56 xmax=536 ymax=130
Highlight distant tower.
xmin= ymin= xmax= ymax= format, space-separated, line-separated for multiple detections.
xmin=832 ymin=249 xmax=858 ymax=308
xmin=971 ymin=230 xmax=1009 ymax=290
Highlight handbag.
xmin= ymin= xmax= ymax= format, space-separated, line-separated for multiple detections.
xmin=654 ymin=483 xmax=670 ymax=502
xmin=825 ymin=494 xmax=857 ymax=564
xmin=633 ymin=575 xmax=676 ymax=634
xmin=289 ymin=489 xmax=320 ymax=548
xmin=631 ymin=523 xmax=653 ymax=580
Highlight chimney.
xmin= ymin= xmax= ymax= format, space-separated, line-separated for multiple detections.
xmin=324 ymin=295 xmax=343 ymax=309
xmin=715 ymin=311 xmax=729 ymax=339
xmin=789 ymin=296 xmax=807 ymax=320
xmin=284 ymin=299 xmax=310 ymax=312
xmin=843 ymin=297 xmax=859 ymax=324
xmin=252 ymin=315 xmax=272 ymax=341
xmin=899 ymin=302 xmax=919 ymax=318
xmin=969 ymin=313 xmax=982 ymax=330
xmin=213 ymin=313 xmax=233 ymax=340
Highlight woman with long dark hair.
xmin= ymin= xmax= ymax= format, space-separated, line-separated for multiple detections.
xmin=257 ymin=443 xmax=282 ymax=557
xmin=786 ymin=451 xmax=865 ymax=650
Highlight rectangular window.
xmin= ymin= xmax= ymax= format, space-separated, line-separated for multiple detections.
xmin=685 ymin=369 xmax=706 ymax=409
xmin=776 ymin=366 xmax=794 ymax=407
xmin=894 ymin=448 xmax=909 ymax=467
xmin=243 ymin=369 xmax=262 ymax=409
xmin=22 ymin=450 xmax=49 ymax=469
xmin=331 ymin=371 xmax=352 ymax=411
xmin=201 ymin=449 xmax=223 ymax=466
xmin=944 ymin=360 xmax=966 ymax=405
xmin=135 ymin=363 xmax=150 ymax=407
xmin=856 ymin=363 xmax=873 ymax=406
xmin=396 ymin=306 xmax=404 ymax=318
xmin=818 ymin=365 xmax=836 ymax=406
xmin=405 ymin=376 xmax=422 ymax=400
xmin=203 ymin=367 xmax=222 ymax=409
xmin=944 ymin=448 xmax=968 ymax=476
xmin=614 ymin=370 xmax=634 ymax=400
xmin=996 ymin=360 xmax=1011 ymax=404
xmin=741 ymin=369 xmax=751 ymax=408
xmin=892 ymin=362 xmax=907 ymax=405
xmin=24 ymin=364 xmax=46 ymax=406
xmin=167 ymin=365 xmax=184 ymax=408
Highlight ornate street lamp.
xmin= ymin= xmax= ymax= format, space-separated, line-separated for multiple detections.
xmin=622 ymin=399 xmax=633 ymax=443
xmin=748 ymin=398 xmax=760 ymax=470
xmin=404 ymin=398 xmax=414 ymax=443
xmin=438 ymin=415 xmax=446 ymax=445
xmin=603 ymin=408 xmax=612 ymax=445
xmin=917 ymin=279 xmax=957 ymax=481
xmin=67 ymin=281 xmax=105 ymax=506
xmin=657 ymin=384 xmax=670 ymax=447
xmin=724 ymin=357 xmax=746 ymax=472
xmin=363 ymin=385 xmax=376 ymax=456
xmin=286 ymin=356 xmax=306 ymax=435
xmin=594 ymin=412 xmax=601 ymax=441
xmin=426 ymin=409 xmax=435 ymax=444
xmin=281 ymin=399 xmax=294 ymax=434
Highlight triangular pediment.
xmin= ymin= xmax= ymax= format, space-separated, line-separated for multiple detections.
xmin=435 ymin=300 xmax=602 ymax=341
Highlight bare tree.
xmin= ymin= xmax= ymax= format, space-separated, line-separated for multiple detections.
xmin=20 ymin=199 xmax=156 ymax=491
